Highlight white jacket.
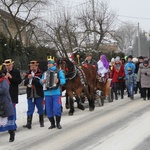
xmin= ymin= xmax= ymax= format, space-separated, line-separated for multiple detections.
xmin=97 ymin=60 xmax=108 ymax=77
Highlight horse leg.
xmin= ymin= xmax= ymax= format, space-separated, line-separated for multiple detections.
xmin=68 ymin=97 xmax=75 ymax=115
xmin=87 ymin=86 xmax=95 ymax=111
xmin=75 ymin=96 xmax=85 ymax=110
xmin=88 ymin=94 xmax=95 ymax=111
xmin=65 ymin=92 xmax=70 ymax=109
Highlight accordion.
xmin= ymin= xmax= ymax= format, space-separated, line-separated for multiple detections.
xmin=43 ymin=70 xmax=59 ymax=90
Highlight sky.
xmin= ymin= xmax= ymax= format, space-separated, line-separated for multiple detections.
xmin=59 ymin=0 xmax=150 ymax=33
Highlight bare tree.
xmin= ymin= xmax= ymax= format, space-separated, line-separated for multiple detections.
xmin=0 ymin=0 xmax=50 ymax=47
xmin=77 ymin=0 xmax=117 ymax=51
xmin=34 ymin=10 xmax=81 ymax=57
xmin=114 ymin=22 xmax=137 ymax=52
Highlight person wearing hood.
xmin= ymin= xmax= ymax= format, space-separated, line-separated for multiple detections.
xmin=97 ymin=54 xmax=109 ymax=77
xmin=135 ymin=56 xmax=144 ymax=97
xmin=124 ymin=55 xmax=135 ymax=75
xmin=40 ymin=56 xmax=66 ymax=129
xmin=137 ymin=60 xmax=150 ymax=100
xmin=110 ymin=56 xmax=125 ymax=100
xmin=124 ymin=55 xmax=136 ymax=97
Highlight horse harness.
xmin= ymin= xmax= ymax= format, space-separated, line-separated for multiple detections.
xmin=65 ymin=64 xmax=87 ymax=87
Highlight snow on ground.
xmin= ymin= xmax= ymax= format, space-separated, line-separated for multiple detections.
xmin=16 ymin=92 xmax=66 ymax=126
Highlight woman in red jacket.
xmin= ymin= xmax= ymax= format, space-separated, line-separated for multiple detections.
xmin=111 ymin=56 xmax=125 ymax=100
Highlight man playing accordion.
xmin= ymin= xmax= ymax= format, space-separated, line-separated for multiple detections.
xmin=40 ymin=56 xmax=66 ymax=129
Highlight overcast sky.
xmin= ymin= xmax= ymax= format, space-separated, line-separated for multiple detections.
xmin=60 ymin=0 xmax=150 ymax=32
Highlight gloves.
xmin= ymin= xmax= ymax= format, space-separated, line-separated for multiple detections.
xmin=145 ymin=73 xmax=147 ymax=75
xmin=31 ymin=72 xmax=35 ymax=77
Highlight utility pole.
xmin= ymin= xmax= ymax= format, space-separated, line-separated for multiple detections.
xmin=137 ymin=22 xmax=141 ymax=56
xmin=92 ymin=0 xmax=96 ymax=46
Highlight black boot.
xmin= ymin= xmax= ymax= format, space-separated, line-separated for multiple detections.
xmin=48 ymin=117 xmax=56 ymax=129
xmin=23 ymin=115 xmax=33 ymax=129
xmin=39 ymin=114 xmax=44 ymax=127
xmin=56 ymin=116 xmax=62 ymax=129
xmin=8 ymin=130 xmax=15 ymax=142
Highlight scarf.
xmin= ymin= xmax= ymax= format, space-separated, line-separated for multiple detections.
xmin=0 ymin=76 xmax=10 ymax=84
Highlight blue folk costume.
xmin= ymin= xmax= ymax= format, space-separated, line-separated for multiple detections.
xmin=40 ymin=57 xmax=66 ymax=129
xmin=23 ymin=61 xmax=44 ymax=129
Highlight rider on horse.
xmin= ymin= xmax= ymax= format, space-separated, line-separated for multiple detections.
xmin=82 ymin=53 xmax=98 ymax=71
xmin=97 ymin=54 xmax=109 ymax=83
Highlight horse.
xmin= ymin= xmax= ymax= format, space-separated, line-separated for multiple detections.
xmin=57 ymin=58 xmax=97 ymax=115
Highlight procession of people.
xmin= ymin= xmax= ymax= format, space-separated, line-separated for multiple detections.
xmin=0 ymin=53 xmax=150 ymax=142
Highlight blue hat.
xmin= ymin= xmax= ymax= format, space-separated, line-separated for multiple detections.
xmin=48 ymin=60 xmax=54 ymax=64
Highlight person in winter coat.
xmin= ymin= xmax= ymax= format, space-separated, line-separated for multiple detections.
xmin=0 ymin=71 xmax=15 ymax=142
xmin=3 ymin=59 xmax=22 ymax=130
xmin=40 ymin=56 xmax=66 ymax=129
xmin=82 ymin=53 xmax=98 ymax=71
xmin=110 ymin=56 xmax=125 ymax=100
xmin=23 ymin=61 xmax=44 ymax=129
xmin=124 ymin=55 xmax=135 ymax=97
xmin=124 ymin=55 xmax=135 ymax=75
xmin=97 ymin=54 xmax=109 ymax=77
xmin=137 ymin=60 xmax=150 ymax=100
xmin=135 ymin=56 xmax=144 ymax=97
xmin=124 ymin=68 xmax=137 ymax=100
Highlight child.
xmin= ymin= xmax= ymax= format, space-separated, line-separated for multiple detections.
xmin=124 ymin=68 xmax=137 ymax=100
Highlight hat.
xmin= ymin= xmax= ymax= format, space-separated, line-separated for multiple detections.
xmin=111 ymin=58 xmax=115 ymax=62
xmin=47 ymin=56 xmax=55 ymax=64
xmin=86 ymin=53 xmax=92 ymax=57
xmin=121 ymin=58 xmax=125 ymax=62
xmin=127 ymin=67 xmax=132 ymax=71
xmin=3 ymin=59 xmax=14 ymax=66
xmin=143 ymin=60 xmax=149 ymax=65
xmin=132 ymin=57 xmax=138 ymax=63
xmin=127 ymin=55 xmax=133 ymax=59
xmin=29 ymin=60 xmax=39 ymax=66
xmin=138 ymin=56 xmax=144 ymax=60
xmin=115 ymin=56 xmax=120 ymax=62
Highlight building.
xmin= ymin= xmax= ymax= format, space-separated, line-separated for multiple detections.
xmin=0 ymin=8 xmax=32 ymax=46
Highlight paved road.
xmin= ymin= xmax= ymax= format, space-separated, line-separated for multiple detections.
xmin=1 ymin=94 xmax=150 ymax=150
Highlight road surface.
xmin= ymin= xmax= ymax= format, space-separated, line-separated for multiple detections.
xmin=1 ymin=94 xmax=150 ymax=150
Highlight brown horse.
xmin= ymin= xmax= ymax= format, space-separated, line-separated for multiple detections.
xmin=57 ymin=58 xmax=97 ymax=115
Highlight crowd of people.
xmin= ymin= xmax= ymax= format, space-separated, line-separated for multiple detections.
xmin=81 ymin=53 xmax=150 ymax=101
xmin=0 ymin=53 xmax=150 ymax=143
xmin=100 ymin=55 xmax=150 ymax=101
xmin=0 ymin=57 xmax=66 ymax=142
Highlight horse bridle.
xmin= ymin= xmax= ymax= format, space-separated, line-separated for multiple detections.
xmin=63 ymin=64 xmax=78 ymax=80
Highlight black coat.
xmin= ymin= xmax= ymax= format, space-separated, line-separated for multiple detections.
xmin=24 ymin=68 xmax=44 ymax=99
xmin=82 ymin=59 xmax=98 ymax=71
xmin=3 ymin=68 xmax=22 ymax=104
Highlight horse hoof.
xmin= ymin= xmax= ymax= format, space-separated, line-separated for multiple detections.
xmin=65 ymin=105 xmax=70 ymax=109
xmin=89 ymin=108 xmax=94 ymax=111
xmin=78 ymin=105 xmax=85 ymax=110
xmin=68 ymin=112 xmax=73 ymax=116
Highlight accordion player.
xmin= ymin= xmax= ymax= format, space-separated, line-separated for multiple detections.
xmin=43 ymin=70 xmax=60 ymax=90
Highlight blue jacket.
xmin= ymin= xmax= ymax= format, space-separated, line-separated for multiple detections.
xmin=40 ymin=66 xmax=66 ymax=96
xmin=124 ymin=62 xmax=135 ymax=75
xmin=124 ymin=73 xmax=137 ymax=86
